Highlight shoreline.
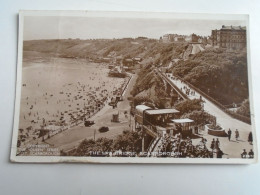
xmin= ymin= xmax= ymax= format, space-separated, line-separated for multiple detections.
xmin=17 ymin=58 xmax=129 ymax=155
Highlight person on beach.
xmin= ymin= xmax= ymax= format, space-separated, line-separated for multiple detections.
xmin=235 ymin=129 xmax=239 ymax=141
xmin=227 ymin=129 xmax=232 ymax=141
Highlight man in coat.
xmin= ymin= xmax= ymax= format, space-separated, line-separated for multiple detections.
xmin=227 ymin=129 xmax=232 ymax=141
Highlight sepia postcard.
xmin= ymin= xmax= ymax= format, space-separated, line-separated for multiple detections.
xmin=10 ymin=10 xmax=257 ymax=163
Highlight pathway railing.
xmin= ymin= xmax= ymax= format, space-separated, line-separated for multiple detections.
xmin=172 ymin=74 xmax=251 ymax=125
xmin=156 ymin=69 xmax=189 ymax=100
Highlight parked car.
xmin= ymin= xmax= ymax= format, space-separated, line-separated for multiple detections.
xmin=99 ymin=126 xmax=109 ymax=133
xmin=84 ymin=120 xmax=95 ymax=127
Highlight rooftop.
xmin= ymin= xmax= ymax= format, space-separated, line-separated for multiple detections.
xmin=145 ymin=109 xmax=179 ymax=115
xmin=136 ymin=105 xmax=151 ymax=112
xmin=221 ymin=25 xmax=246 ymax=30
xmin=171 ymin=118 xmax=194 ymax=123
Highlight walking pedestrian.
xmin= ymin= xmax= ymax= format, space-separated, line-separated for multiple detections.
xmin=216 ymin=138 xmax=220 ymax=149
xmin=210 ymin=139 xmax=215 ymax=151
xmin=248 ymin=132 xmax=253 ymax=145
xmin=235 ymin=129 xmax=239 ymax=141
xmin=228 ymin=128 xmax=232 ymax=141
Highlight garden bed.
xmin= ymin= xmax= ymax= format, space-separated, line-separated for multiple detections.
xmin=205 ymin=124 xmax=227 ymax=137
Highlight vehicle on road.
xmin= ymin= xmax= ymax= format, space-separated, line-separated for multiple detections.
xmin=109 ymin=97 xmax=118 ymax=108
xmin=84 ymin=120 xmax=95 ymax=127
xmin=98 ymin=126 xmax=109 ymax=133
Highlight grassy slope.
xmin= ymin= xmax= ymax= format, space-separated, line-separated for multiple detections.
xmin=23 ymin=38 xmax=186 ymax=63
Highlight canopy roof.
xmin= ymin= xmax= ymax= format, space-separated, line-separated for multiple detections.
xmin=136 ymin=105 xmax=151 ymax=112
xmin=145 ymin=109 xmax=179 ymax=115
xmin=171 ymin=118 xmax=194 ymax=123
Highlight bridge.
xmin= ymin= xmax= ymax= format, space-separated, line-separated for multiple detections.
xmin=154 ymin=69 xmax=189 ymax=101
xmin=137 ymin=69 xmax=191 ymax=153
xmin=155 ymin=68 xmax=251 ymax=123
xmin=136 ymin=68 xmax=252 ymax=156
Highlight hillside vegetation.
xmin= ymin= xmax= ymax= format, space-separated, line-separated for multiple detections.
xmin=64 ymin=130 xmax=143 ymax=156
xmin=23 ymin=38 xmax=186 ymax=64
xmin=130 ymin=64 xmax=170 ymax=108
xmin=171 ymin=48 xmax=249 ymax=105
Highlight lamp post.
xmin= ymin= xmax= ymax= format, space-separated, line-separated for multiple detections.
xmin=94 ymin=129 xmax=96 ymax=141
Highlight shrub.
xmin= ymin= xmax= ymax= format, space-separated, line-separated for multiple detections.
xmin=236 ymin=98 xmax=250 ymax=117
xmin=207 ymin=124 xmax=222 ymax=130
xmin=175 ymin=99 xmax=203 ymax=115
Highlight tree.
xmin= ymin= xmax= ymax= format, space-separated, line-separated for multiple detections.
xmin=133 ymin=96 xmax=154 ymax=107
xmin=175 ymin=99 xmax=203 ymax=115
xmin=73 ymin=139 xmax=97 ymax=156
xmin=171 ymin=48 xmax=248 ymax=105
xmin=113 ymin=130 xmax=142 ymax=153
xmin=181 ymin=110 xmax=216 ymax=126
xmin=96 ymin=138 xmax=113 ymax=152
xmin=236 ymin=99 xmax=250 ymax=117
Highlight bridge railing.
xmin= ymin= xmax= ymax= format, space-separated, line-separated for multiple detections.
xmin=120 ymin=75 xmax=132 ymax=97
xmin=156 ymin=70 xmax=189 ymax=100
xmin=173 ymin=74 xmax=251 ymax=125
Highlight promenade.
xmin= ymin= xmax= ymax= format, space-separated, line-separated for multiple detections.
xmin=164 ymin=73 xmax=254 ymax=158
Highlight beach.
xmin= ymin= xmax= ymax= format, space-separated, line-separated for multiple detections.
xmin=17 ymin=57 xmax=129 ymax=153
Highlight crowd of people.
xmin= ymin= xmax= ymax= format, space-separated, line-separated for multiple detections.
xmin=155 ymin=133 xmax=214 ymax=158
xmin=153 ymin=131 xmax=255 ymax=159
xmin=180 ymin=85 xmax=196 ymax=97
xmin=18 ymin=62 xmax=130 ymax=148
xmin=227 ymin=129 xmax=253 ymax=145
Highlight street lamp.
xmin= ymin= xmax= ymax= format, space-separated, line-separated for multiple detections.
xmin=94 ymin=129 xmax=96 ymax=141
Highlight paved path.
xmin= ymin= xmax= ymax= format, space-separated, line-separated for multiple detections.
xmin=164 ymin=72 xmax=254 ymax=158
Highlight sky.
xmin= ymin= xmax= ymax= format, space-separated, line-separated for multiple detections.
xmin=23 ymin=16 xmax=247 ymax=40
